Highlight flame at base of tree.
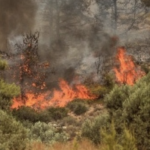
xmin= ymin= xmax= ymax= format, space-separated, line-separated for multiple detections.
xmin=11 ymin=79 xmax=96 ymax=109
xmin=114 ymin=47 xmax=145 ymax=85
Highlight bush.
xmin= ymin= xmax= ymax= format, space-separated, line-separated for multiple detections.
xmin=0 ymin=79 xmax=20 ymax=110
xmin=104 ymin=72 xmax=150 ymax=149
xmin=30 ymin=121 xmax=69 ymax=144
xmin=86 ymin=73 xmax=114 ymax=100
xmin=101 ymin=122 xmax=137 ymax=150
xmin=89 ymin=84 xmax=108 ymax=99
xmin=0 ymin=109 xmax=28 ymax=150
xmin=67 ymin=99 xmax=89 ymax=115
xmin=47 ymin=107 xmax=68 ymax=120
xmin=81 ymin=112 xmax=110 ymax=144
xmin=12 ymin=106 xmax=51 ymax=123
xmin=12 ymin=106 xmax=39 ymax=123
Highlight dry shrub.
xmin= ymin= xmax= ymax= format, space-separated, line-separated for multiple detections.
xmin=27 ymin=141 xmax=46 ymax=150
xmin=27 ymin=139 xmax=99 ymax=150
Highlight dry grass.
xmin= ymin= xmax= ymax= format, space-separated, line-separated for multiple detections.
xmin=27 ymin=139 xmax=99 ymax=150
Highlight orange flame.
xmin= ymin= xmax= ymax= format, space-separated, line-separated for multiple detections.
xmin=11 ymin=79 xmax=96 ymax=109
xmin=114 ymin=47 xmax=145 ymax=85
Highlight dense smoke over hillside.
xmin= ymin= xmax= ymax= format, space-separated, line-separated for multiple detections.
xmin=0 ymin=0 xmax=37 ymax=51
xmin=1 ymin=0 xmax=149 ymax=87
xmin=0 ymin=0 xmax=120 ymax=87
xmin=34 ymin=0 xmax=118 ymax=85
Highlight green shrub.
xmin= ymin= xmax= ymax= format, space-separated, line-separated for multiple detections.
xmin=13 ymin=106 xmax=68 ymax=123
xmin=81 ymin=112 xmax=110 ymax=144
xmin=47 ymin=107 xmax=68 ymax=120
xmin=101 ymin=122 xmax=137 ymax=150
xmin=0 ymin=109 xmax=28 ymax=150
xmin=0 ymin=80 xmax=20 ymax=110
xmin=141 ymin=64 xmax=150 ymax=74
xmin=12 ymin=106 xmax=51 ymax=123
xmin=86 ymin=73 xmax=114 ymax=100
xmin=104 ymin=72 xmax=150 ymax=149
xmin=0 ymin=57 xmax=20 ymax=111
xmin=12 ymin=106 xmax=39 ymax=123
xmin=105 ymin=85 xmax=130 ymax=111
xmin=102 ymin=73 xmax=115 ymax=89
xmin=30 ymin=121 xmax=69 ymax=144
xmin=67 ymin=99 xmax=88 ymax=115
xmin=89 ymin=84 xmax=108 ymax=98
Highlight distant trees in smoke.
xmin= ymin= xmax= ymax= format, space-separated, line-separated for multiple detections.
xmin=42 ymin=0 xmax=148 ymax=54
xmin=96 ymin=0 xmax=148 ymax=34
xmin=40 ymin=0 xmax=149 ymax=81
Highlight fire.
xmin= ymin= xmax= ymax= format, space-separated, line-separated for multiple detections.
xmin=114 ymin=47 xmax=145 ymax=85
xmin=11 ymin=79 xmax=96 ymax=109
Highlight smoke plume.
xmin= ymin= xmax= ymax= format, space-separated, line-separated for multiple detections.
xmin=0 ymin=0 xmax=37 ymax=51
xmin=36 ymin=0 xmax=118 ymax=86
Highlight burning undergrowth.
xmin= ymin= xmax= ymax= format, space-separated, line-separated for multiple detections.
xmin=6 ymin=32 xmax=97 ymax=110
xmin=0 ymin=0 xmax=121 ymax=110
xmin=6 ymin=33 xmax=146 ymax=110
xmin=12 ymin=79 xmax=96 ymax=109
xmin=114 ymin=47 xmax=145 ymax=85
xmin=0 ymin=0 xmax=145 ymax=109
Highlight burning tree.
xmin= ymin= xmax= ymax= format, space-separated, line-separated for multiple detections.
xmin=13 ymin=32 xmax=49 ymax=105
xmin=11 ymin=32 xmax=96 ymax=109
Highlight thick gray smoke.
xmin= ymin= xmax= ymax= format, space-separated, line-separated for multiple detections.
xmin=2 ymin=0 xmax=118 ymax=89
xmin=0 ymin=0 xmax=37 ymax=51
xmin=35 ymin=0 xmax=118 ymax=86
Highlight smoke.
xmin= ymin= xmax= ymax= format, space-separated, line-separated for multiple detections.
xmin=35 ymin=0 xmax=119 ymax=86
xmin=0 ymin=0 xmax=37 ymax=51
xmin=2 ymin=0 xmax=118 ymax=89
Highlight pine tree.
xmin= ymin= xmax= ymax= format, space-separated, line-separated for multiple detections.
xmin=0 ymin=109 xmax=28 ymax=150
xmin=0 ymin=57 xmax=20 ymax=110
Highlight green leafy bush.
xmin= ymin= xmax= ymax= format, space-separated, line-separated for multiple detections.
xmin=13 ymin=106 xmax=68 ymax=123
xmin=89 ymin=84 xmax=108 ymax=98
xmin=86 ymin=74 xmax=114 ymax=100
xmin=47 ymin=107 xmax=68 ymax=120
xmin=104 ymin=72 xmax=150 ymax=149
xmin=0 ymin=57 xmax=20 ymax=111
xmin=101 ymin=122 xmax=137 ymax=150
xmin=0 ymin=109 xmax=28 ymax=150
xmin=12 ymin=106 xmax=51 ymax=123
xmin=12 ymin=106 xmax=39 ymax=123
xmin=30 ymin=121 xmax=69 ymax=144
xmin=81 ymin=112 xmax=110 ymax=144
xmin=67 ymin=99 xmax=89 ymax=115
xmin=0 ymin=80 xmax=20 ymax=110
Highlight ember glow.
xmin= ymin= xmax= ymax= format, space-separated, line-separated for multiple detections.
xmin=11 ymin=79 xmax=96 ymax=109
xmin=114 ymin=47 xmax=145 ymax=85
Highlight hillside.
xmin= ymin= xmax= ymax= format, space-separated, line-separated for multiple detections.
xmin=1 ymin=0 xmax=150 ymax=150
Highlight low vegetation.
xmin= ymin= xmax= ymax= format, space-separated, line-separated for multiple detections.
xmin=1 ymin=55 xmax=150 ymax=150
xmin=67 ymin=99 xmax=89 ymax=115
